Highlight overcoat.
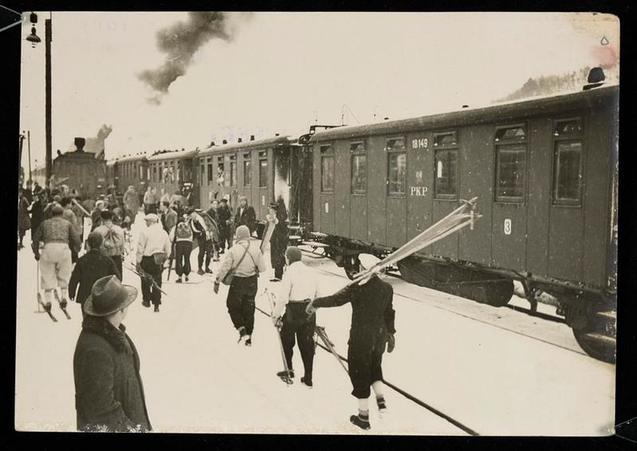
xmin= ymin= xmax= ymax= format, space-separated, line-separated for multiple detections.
xmin=73 ymin=316 xmax=152 ymax=432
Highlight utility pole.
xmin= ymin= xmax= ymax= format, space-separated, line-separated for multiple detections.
xmin=27 ymin=130 xmax=32 ymax=181
xmin=45 ymin=17 xmax=52 ymax=187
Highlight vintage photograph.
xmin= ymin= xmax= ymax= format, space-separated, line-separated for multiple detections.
xmin=15 ymin=11 xmax=618 ymax=434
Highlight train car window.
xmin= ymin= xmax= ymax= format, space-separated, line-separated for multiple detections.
xmin=552 ymin=118 xmax=583 ymax=205
xmin=385 ymin=137 xmax=405 ymax=152
xmin=433 ymin=132 xmax=457 ymax=148
xmin=259 ymin=157 xmax=268 ymax=187
xmin=243 ymin=155 xmax=252 ymax=187
xmin=229 ymin=155 xmax=237 ymax=187
xmin=207 ymin=158 xmax=213 ymax=183
xmin=495 ymin=126 xmax=526 ymax=142
xmin=200 ymin=161 xmax=206 ymax=184
xmin=434 ymin=149 xmax=458 ymax=198
xmin=494 ymin=124 xmax=527 ymax=202
xmin=350 ymin=142 xmax=364 ymax=153
xmin=387 ymin=152 xmax=407 ymax=195
xmin=351 ymin=154 xmax=367 ymax=194
xmin=320 ymin=145 xmax=334 ymax=192
xmin=553 ymin=118 xmax=583 ymax=137
xmin=553 ymin=141 xmax=583 ymax=205
xmin=495 ymin=145 xmax=526 ymax=202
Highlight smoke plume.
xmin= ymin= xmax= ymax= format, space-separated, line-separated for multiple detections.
xmin=139 ymin=12 xmax=237 ymax=102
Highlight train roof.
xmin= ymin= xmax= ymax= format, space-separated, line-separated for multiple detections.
xmin=198 ymin=135 xmax=296 ymax=158
xmin=309 ymin=84 xmax=619 ymax=143
xmin=110 ymin=154 xmax=148 ymax=164
xmin=147 ymin=149 xmax=199 ymax=162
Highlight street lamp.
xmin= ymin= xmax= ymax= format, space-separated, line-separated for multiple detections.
xmin=25 ymin=12 xmax=52 ymax=188
xmin=26 ymin=13 xmax=40 ymax=47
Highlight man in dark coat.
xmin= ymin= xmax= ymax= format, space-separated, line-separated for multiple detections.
xmin=267 ymin=199 xmax=289 ymax=281
xmin=234 ymin=195 xmax=256 ymax=236
xmin=29 ymin=191 xmax=46 ymax=240
xmin=69 ymin=232 xmax=120 ymax=315
xmin=307 ymin=261 xmax=396 ymax=431
xmin=216 ymin=197 xmax=233 ymax=253
xmin=73 ymin=275 xmax=152 ymax=432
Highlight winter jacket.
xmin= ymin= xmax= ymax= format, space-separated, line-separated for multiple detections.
xmin=312 ymin=275 xmax=396 ymax=345
xmin=69 ymin=249 xmax=120 ymax=304
xmin=18 ymin=196 xmax=31 ymax=232
xmin=73 ymin=316 xmax=151 ymax=432
xmin=234 ymin=205 xmax=256 ymax=234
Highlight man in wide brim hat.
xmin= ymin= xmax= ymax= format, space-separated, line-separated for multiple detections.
xmin=73 ymin=275 xmax=152 ymax=432
xmin=83 ymin=274 xmax=138 ymax=316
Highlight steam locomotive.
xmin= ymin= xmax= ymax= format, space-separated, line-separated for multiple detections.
xmin=97 ymin=82 xmax=617 ymax=363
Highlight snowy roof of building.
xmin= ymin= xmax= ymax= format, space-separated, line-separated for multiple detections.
xmin=147 ymin=149 xmax=199 ymax=162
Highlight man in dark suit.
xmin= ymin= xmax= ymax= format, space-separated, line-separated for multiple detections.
xmin=234 ymin=195 xmax=256 ymax=236
xmin=307 ymin=256 xmax=396 ymax=431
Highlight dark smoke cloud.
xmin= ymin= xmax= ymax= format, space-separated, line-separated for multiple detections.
xmin=139 ymin=12 xmax=241 ymax=102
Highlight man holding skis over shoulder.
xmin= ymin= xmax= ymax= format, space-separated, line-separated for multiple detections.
xmin=306 ymin=254 xmax=396 ymax=431
xmin=270 ymin=247 xmax=318 ymax=387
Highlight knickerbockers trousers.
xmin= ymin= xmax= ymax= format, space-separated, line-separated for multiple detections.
xmin=226 ymin=275 xmax=257 ymax=335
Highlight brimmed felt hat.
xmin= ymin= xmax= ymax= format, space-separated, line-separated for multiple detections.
xmin=358 ymin=253 xmax=381 ymax=270
xmin=84 ymin=275 xmax=138 ymax=317
xmin=268 ymin=202 xmax=278 ymax=210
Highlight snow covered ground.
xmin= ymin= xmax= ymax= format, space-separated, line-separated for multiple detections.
xmin=14 ymin=213 xmax=615 ymax=435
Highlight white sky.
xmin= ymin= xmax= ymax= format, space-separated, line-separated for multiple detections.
xmin=19 ymin=12 xmax=619 ymax=168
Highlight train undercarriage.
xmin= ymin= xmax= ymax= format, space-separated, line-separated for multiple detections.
xmin=294 ymin=230 xmax=616 ymax=364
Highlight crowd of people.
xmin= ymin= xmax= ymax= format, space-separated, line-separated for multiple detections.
xmin=18 ymin=180 xmax=397 ymax=433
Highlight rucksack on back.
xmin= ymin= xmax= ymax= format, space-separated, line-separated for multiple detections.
xmin=102 ymin=227 xmax=122 ymax=256
xmin=176 ymin=221 xmax=192 ymax=240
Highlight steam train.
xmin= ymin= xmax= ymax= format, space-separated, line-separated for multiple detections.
xmin=98 ymin=83 xmax=618 ymax=363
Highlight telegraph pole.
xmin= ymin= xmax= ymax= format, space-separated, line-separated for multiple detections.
xmin=45 ymin=16 xmax=52 ymax=187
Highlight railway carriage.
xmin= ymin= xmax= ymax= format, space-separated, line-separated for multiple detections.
xmin=303 ymin=84 xmax=618 ymax=362
xmin=112 ymin=154 xmax=149 ymax=197
xmin=147 ymin=149 xmax=197 ymax=204
xmin=197 ymin=135 xmax=302 ymax=231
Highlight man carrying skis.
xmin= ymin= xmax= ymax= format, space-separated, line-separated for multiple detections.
xmin=189 ymin=208 xmax=214 ymax=275
xmin=306 ymin=255 xmax=396 ymax=430
xmin=214 ymin=225 xmax=266 ymax=346
xmin=171 ymin=215 xmax=193 ymax=283
xmin=32 ymin=204 xmax=81 ymax=314
xmin=271 ymin=246 xmax=318 ymax=387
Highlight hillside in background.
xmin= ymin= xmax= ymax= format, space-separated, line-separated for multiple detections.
xmin=496 ymin=66 xmax=618 ymax=103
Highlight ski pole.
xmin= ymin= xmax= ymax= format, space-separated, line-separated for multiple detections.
xmin=264 ymin=289 xmax=293 ymax=386
xmin=315 ymin=326 xmax=349 ymax=375
xmin=35 ymin=258 xmax=43 ymax=313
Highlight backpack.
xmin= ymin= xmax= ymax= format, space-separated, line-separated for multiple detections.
xmin=102 ymin=226 xmax=123 ymax=256
xmin=176 ymin=221 xmax=192 ymax=240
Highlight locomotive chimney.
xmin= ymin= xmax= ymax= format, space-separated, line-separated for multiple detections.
xmin=250 ymin=135 xmax=255 ymax=141
xmin=238 ymin=138 xmax=242 ymax=143
xmin=222 ymin=139 xmax=227 ymax=144
xmin=210 ymin=141 xmax=215 ymax=146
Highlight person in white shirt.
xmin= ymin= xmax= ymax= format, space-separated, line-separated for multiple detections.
xmin=136 ymin=213 xmax=171 ymax=312
xmin=214 ymin=225 xmax=267 ymax=346
xmin=271 ymin=247 xmax=318 ymax=387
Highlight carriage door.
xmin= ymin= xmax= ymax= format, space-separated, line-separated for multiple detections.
xmin=257 ymin=150 xmax=271 ymax=218
xmin=385 ymin=137 xmax=408 ymax=248
xmin=273 ymin=146 xmax=291 ymax=212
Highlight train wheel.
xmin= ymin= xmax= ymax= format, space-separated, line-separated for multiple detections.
xmin=484 ymin=280 xmax=514 ymax=307
xmin=344 ymin=256 xmax=361 ymax=280
xmin=571 ymin=302 xmax=616 ymax=363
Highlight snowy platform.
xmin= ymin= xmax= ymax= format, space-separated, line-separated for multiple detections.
xmin=14 ymin=214 xmax=615 ymax=435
